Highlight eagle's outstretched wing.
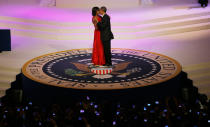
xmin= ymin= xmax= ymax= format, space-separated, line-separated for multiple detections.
xmin=71 ymin=62 xmax=90 ymax=72
xmin=113 ymin=62 xmax=131 ymax=72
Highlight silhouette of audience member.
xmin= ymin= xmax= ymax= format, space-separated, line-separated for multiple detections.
xmin=199 ymin=0 xmax=208 ymax=7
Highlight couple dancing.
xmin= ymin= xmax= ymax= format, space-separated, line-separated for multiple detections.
xmin=91 ymin=6 xmax=114 ymax=67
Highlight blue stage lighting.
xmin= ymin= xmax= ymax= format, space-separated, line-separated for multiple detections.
xmin=116 ymin=111 xmax=120 ymax=115
xmin=155 ymin=101 xmax=159 ymax=104
xmin=29 ymin=102 xmax=32 ymax=105
xmin=78 ymin=117 xmax=82 ymax=121
xmin=94 ymin=105 xmax=98 ymax=108
xmin=113 ymin=121 xmax=116 ymax=125
xmin=17 ymin=108 xmax=20 ymax=112
xmin=80 ymin=109 xmax=85 ymax=113
xmin=38 ymin=122 xmax=42 ymax=126
xmin=90 ymin=102 xmax=94 ymax=106
xmin=163 ymin=109 xmax=167 ymax=112
xmin=86 ymin=96 xmax=90 ymax=100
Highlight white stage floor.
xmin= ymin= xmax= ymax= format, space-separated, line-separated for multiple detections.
xmin=0 ymin=1 xmax=210 ymax=97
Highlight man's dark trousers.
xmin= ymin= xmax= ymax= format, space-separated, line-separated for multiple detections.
xmin=103 ymin=40 xmax=112 ymax=65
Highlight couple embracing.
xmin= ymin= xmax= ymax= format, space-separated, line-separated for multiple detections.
xmin=91 ymin=6 xmax=114 ymax=67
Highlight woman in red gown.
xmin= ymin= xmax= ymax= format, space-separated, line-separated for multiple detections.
xmin=91 ymin=7 xmax=106 ymax=66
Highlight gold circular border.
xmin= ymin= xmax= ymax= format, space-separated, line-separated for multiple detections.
xmin=22 ymin=48 xmax=182 ymax=90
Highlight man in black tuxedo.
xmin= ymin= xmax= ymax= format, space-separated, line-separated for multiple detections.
xmin=96 ymin=6 xmax=114 ymax=66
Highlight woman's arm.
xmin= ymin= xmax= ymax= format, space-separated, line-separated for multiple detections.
xmin=92 ymin=17 xmax=98 ymax=30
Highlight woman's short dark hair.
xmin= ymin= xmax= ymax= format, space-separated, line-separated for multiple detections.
xmin=92 ymin=7 xmax=99 ymax=16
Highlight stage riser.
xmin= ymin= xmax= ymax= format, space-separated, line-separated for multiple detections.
xmin=20 ymin=48 xmax=182 ymax=104
xmin=3 ymin=24 xmax=209 ymax=40
xmin=1 ymin=13 xmax=210 ymax=40
xmin=1 ymin=12 xmax=210 ymax=27
xmin=22 ymin=73 xmax=182 ymax=104
xmin=1 ymin=18 xmax=210 ymax=34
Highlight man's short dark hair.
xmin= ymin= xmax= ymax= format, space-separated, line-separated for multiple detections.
xmin=100 ymin=6 xmax=107 ymax=13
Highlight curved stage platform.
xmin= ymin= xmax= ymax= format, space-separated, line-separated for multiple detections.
xmin=22 ymin=48 xmax=182 ymax=104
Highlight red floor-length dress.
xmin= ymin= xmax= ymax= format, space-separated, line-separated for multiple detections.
xmin=92 ymin=16 xmax=106 ymax=65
